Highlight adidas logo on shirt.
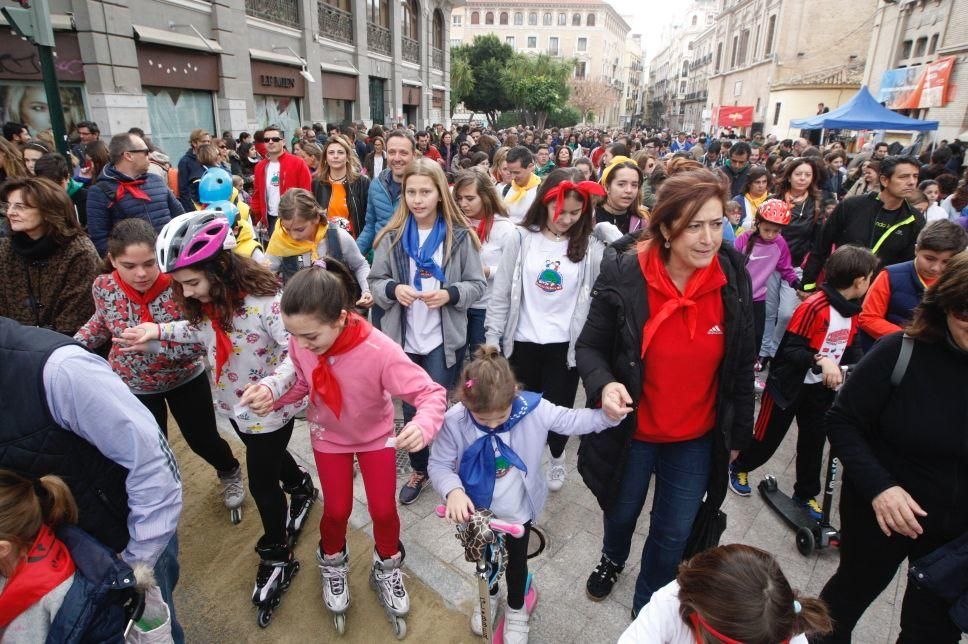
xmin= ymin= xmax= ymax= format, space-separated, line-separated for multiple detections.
xmin=707 ymin=325 xmax=723 ymax=335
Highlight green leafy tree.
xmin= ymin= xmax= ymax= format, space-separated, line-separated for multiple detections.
xmin=449 ymin=53 xmax=475 ymax=113
xmin=451 ymin=35 xmax=515 ymax=128
xmin=502 ymin=53 xmax=573 ymax=130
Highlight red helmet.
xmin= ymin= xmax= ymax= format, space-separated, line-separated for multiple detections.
xmin=757 ymin=199 xmax=792 ymax=226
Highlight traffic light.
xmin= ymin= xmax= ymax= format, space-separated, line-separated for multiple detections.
xmin=2 ymin=0 xmax=55 ymax=47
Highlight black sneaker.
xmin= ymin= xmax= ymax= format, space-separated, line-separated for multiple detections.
xmin=586 ymin=554 xmax=624 ymax=601
xmin=398 ymin=471 xmax=428 ymax=505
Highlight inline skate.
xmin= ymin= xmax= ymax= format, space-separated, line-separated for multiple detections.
xmin=317 ymin=545 xmax=350 ymax=634
xmin=251 ymin=540 xmax=299 ymax=627
xmin=369 ymin=546 xmax=409 ymax=639
xmin=284 ymin=469 xmax=318 ymax=547
xmin=218 ymin=465 xmax=244 ymax=524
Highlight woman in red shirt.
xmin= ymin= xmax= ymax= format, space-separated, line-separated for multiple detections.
xmin=575 ymin=168 xmax=756 ymax=616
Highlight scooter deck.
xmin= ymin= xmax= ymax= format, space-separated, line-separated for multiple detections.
xmin=759 ymin=481 xmax=818 ymax=531
xmin=493 ymin=576 xmax=537 ymax=642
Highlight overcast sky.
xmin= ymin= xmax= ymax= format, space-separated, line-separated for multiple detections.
xmin=611 ymin=0 xmax=681 ymax=62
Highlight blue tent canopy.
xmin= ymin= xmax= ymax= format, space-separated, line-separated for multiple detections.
xmin=790 ymin=86 xmax=938 ymax=131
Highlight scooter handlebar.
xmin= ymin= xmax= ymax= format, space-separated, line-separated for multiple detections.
xmin=434 ymin=504 xmax=526 ymax=538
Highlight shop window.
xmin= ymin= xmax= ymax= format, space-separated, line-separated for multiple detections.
xmin=145 ymin=87 xmax=217 ymax=162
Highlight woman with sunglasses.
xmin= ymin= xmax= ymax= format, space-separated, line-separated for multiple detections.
xmin=817 ymin=251 xmax=968 ymax=644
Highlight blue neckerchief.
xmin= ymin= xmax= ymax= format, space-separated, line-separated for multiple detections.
xmin=458 ymin=392 xmax=541 ymax=509
xmin=402 ymin=213 xmax=447 ymax=290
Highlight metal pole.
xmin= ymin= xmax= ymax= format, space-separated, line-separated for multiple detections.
xmin=36 ymin=43 xmax=69 ymax=156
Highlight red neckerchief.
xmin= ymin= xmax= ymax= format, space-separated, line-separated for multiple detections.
xmin=689 ymin=611 xmax=791 ymax=644
xmin=0 ymin=524 xmax=75 ymax=628
xmin=113 ymin=271 xmax=172 ymax=324
xmin=637 ymin=241 xmax=726 ymax=357
xmin=472 ymin=216 xmax=492 ymax=244
xmin=114 ymin=178 xmax=150 ymax=203
xmin=312 ymin=313 xmax=372 ymax=418
xmin=201 ymin=302 xmax=235 ymax=384
xmin=542 ymin=180 xmax=606 ymax=221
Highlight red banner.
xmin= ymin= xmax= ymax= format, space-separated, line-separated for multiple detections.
xmin=715 ymin=106 xmax=754 ymax=127
xmin=884 ymin=56 xmax=955 ymax=109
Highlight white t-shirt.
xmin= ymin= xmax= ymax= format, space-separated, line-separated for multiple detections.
xmin=618 ymin=580 xmax=809 ymax=644
xmin=404 ymin=227 xmax=444 ymax=355
xmin=265 ymin=160 xmax=281 ymax=218
xmin=503 ymin=183 xmax=538 ymax=224
xmin=515 ymin=232 xmax=581 ymax=344
xmin=803 ymin=304 xmax=851 ymax=385
xmin=473 ymin=216 xmax=516 ymax=311
xmin=477 ymin=429 xmax=530 ymax=524
xmin=373 ymin=154 xmax=385 ymax=176
xmin=926 ymin=203 xmax=948 ymax=223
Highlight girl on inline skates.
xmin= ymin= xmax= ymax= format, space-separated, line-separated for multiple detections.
xmin=427 ymin=346 xmax=628 ymax=643
xmin=239 ymin=259 xmax=447 ymax=637
xmin=116 ymin=211 xmax=316 ymax=627
xmin=74 ymin=219 xmax=245 ymax=522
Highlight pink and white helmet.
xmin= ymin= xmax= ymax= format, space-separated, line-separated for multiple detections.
xmin=156 ymin=211 xmax=230 ymax=273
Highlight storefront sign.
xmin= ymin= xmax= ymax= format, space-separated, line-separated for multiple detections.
xmin=321 ymin=72 xmax=357 ymax=101
xmin=403 ymin=84 xmax=421 ymax=106
xmin=0 ymin=31 xmax=84 ymax=82
xmin=250 ymin=60 xmax=304 ymax=98
xmin=260 ymin=75 xmax=296 ymax=89
xmin=136 ymin=43 xmax=219 ymax=91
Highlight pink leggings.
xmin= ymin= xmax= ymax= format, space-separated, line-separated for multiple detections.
xmin=313 ymin=448 xmax=401 ymax=559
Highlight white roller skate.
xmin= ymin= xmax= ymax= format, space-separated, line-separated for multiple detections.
xmin=317 ymin=545 xmax=350 ymax=634
xmin=284 ymin=469 xmax=318 ymax=548
xmin=369 ymin=547 xmax=409 ymax=639
xmin=251 ymin=540 xmax=299 ymax=628
xmin=218 ymin=466 xmax=245 ymax=524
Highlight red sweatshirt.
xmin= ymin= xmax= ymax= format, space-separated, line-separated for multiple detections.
xmin=249 ymin=150 xmax=312 ymax=224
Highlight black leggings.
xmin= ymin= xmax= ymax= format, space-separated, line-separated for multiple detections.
xmin=752 ymin=299 xmax=766 ymax=354
xmin=489 ymin=522 xmax=531 ymax=610
xmin=509 ymin=342 xmax=579 ymax=458
xmin=136 ymin=372 xmax=239 ymax=474
xmin=230 ymin=418 xmax=304 ymax=546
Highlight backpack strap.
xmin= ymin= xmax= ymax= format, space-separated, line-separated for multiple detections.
xmin=502 ymin=183 xmax=512 ymax=197
xmin=891 ymin=334 xmax=914 ymax=387
xmin=325 ymin=229 xmax=343 ymax=263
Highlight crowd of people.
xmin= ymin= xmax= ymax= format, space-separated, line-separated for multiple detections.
xmin=0 ymin=116 xmax=967 ymax=644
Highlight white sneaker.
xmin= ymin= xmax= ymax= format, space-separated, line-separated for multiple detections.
xmin=470 ymin=592 xmax=498 ymax=636
xmin=546 ymin=456 xmax=566 ymax=492
xmin=503 ymin=605 xmax=530 ymax=644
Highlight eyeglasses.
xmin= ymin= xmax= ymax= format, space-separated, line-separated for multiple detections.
xmin=265 ymin=137 xmax=284 ymax=143
xmin=127 ymin=148 xmax=151 ymax=155
xmin=1 ymin=202 xmax=30 ymax=213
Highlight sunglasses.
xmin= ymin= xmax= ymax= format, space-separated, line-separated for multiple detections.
xmin=951 ymin=308 xmax=968 ymax=323
xmin=127 ymin=148 xmax=151 ymax=155
xmin=265 ymin=137 xmax=284 ymax=143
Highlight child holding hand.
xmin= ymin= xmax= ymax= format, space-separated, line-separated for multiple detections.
xmin=428 ymin=346 xmax=628 ymax=644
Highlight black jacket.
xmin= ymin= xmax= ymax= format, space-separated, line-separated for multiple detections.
xmin=770 ymin=192 xmax=823 ymax=268
xmin=803 ymin=191 xmax=924 ymax=289
xmin=312 ymin=175 xmax=371 ymax=239
xmin=721 ymin=161 xmax=750 ymax=198
xmin=575 ymin=237 xmax=756 ymax=512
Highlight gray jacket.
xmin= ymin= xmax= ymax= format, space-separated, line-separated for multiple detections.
xmin=428 ymin=398 xmax=620 ymax=521
xmin=484 ymin=223 xmax=619 ymax=367
xmin=369 ymin=226 xmax=486 ymax=368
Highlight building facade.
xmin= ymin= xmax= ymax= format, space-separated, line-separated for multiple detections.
xmin=620 ymin=33 xmax=645 ymax=127
xmin=0 ymin=0 xmax=457 ymax=156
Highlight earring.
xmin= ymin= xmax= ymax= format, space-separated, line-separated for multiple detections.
xmin=664 ymin=240 xmax=671 ymax=248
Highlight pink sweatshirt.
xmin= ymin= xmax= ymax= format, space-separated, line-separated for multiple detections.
xmin=259 ymin=327 xmax=447 ymax=453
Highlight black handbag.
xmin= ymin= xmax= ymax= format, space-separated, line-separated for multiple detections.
xmin=681 ymin=500 xmax=727 ymax=561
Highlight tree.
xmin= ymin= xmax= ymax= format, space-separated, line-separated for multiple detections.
xmin=450 ymin=53 xmax=475 ymax=113
xmin=451 ymin=35 xmax=515 ymax=128
xmin=568 ymin=78 xmax=621 ymax=125
xmin=502 ymin=53 xmax=573 ymax=130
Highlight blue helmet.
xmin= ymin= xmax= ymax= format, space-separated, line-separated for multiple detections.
xmin=207 ymin=200 xmax=239 ymax=226
xmin=198 ymin=167 xmax=233 ymax=203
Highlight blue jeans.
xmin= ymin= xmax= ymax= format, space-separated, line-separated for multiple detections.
xmin=760 ymin=268 xmax=802 ymax=358
xmin=153 ymin=534 xmax=184 ymax=644
xmin=466 ymin=308 xmax=486 ymax=357
xmin=403 ymin=344 xmax=464 ymax=472
xmin=602 ymin=434 xmax=712 ymax=613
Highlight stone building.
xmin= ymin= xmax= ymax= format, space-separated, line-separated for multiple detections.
xmin=621 ymin=33 xmax=645 ymax=127
xmin=0 ymin=0 xmax=457 ymax=154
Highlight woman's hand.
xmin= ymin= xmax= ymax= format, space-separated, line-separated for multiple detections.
xmin=356 ymin=292 xmax=374 ymax=308
xmin=421 ymin=289 xmax=451 ymax=309
xmin=395 ymin=423 xmax=426 ymax=452
xmin=817 ymin=357 xmax=843 ymax=389
xmin=601 ymin=382 xmax=634 ymax=421
xmin=113 ymin=323 xmax=160 ymax=353
xmin=872 ymin=486 xmax=927 ymax=539
xmin=445 ymin=488 xmax=475 ymax=523
xmin=394 ymin=284 xmax=420 ymax=306
xmin=238 ymin=383 xmax=274 ymax=416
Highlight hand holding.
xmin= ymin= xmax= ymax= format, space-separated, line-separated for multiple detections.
xmin=395 ymin=423 xmax=426 ymax=452
xmin=421 ymin=289 xmax=451 ymax=309
xmin=445 ymin=489 xmax=475 ymax=523
xmin=238 ymin=383 xmax=274 ymax=416
xmin=601 ymin=382 xmax=634 ymax=421
xmin=395 ymin=284 xmax=420 ymax=306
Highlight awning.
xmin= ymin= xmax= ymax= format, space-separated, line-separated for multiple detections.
xmin=133 ymin=24 xmax=222 ymax=53
xmin=249 ymin=48 xmax=303 ymax=66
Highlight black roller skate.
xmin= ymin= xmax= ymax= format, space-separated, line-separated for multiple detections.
xmin=252 ymin=540 xmax=300 ymax=628
xmin=284 ymin=469 xmax=318 ymax=548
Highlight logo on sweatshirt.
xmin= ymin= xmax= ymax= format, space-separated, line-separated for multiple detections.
xmin=707 ymin=325 xmax=723 ymax=335
xmin=536 ymin=260 xmax=563 ymax=293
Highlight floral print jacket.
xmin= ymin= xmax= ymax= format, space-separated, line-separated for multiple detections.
xmin=74 ymin=273 xmax=204 ymax=394
xmin=158 ymin=293 xmax=305 ymax=433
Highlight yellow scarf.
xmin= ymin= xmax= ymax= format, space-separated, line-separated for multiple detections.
xmin=266 ymin=222 xmax=328 ymax=259
xmin=232 ymin=217 xmax=263 ymax=258
xmin=745 ymin=192 xmax=768 ymax=214
xmin=506 ymin=173 xmax=541 ymax=204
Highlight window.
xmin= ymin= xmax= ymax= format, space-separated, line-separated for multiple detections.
xmin=543 ymin=12 xmax=552 ymax=25
xmin=558 ymin=12 xmax=566 ymax=25
xmin=691 ymin=14 xmax=697 ymax=26
xmin=500 ymin=11 xmax=508 ymax=25
xmin=733 ymin=80 xmax=742 ymax=97
xmin=914 ymin=36 xmax=927 ymax=58
xmin=773 ymin=101 xmax=781 ymax=126
xmin=572 ymin=13 xmax=581 ymax=26
xmin=514 ymin=12 xmax=523 ymax=25
xmin=506 ymin=36 xmax=515 ymax=48
xmin=575 ymin=61 xmax=586 ymax=79
xmin=433 ymin=9 xmax=444 ymax=48
xmin=687 ymin=40 xmax=693 ymax=51
xmin=753 ymin=26 xmax=760 ymax=59
xmin=368 ymin=0 xmax=389 ymax=27
xmin=928 ymin=33 xmax=939 ymax=55
xmin=900 ymin=39 xmax=913 ymax=59
xmin=485 ymin=11 xmax=493 ymax=24
xmin=679 ymin=80 xmax=687 ymax=94
xmin=402 ymin=0 xmax=419 ymax=39
xmin=452 ymin=14 xmax=461 ymax=26
xmin=715 ymin=42 xmax=722 ymax=72
xmin=586 ymin=13 xmax=595 ymax=26
xmin=577 ymin=37 xmax=587 ymax=51
xmin=549 ymin=36 xmax=559 ymax=55
xmin=450 ymin=38 xmax=462 ymax=47
xmin=730 ymin=35 xmax=738 ymax=68
xmin=528 ymin=12 xmax=537 ymax=25
xmin=470 ymin=11 xmax=479 ymax=24
xmin=755 ymin=97 xmax=760 ymax=114
xmin=765 ymin=15 xmax=776 ymax=54
xmin=527 ymin=35 xmax=537 ymax=48
xmin=681 ymin=61 xmax=688 ymax=77
xmin=738 ymin=29 xmax=749 ymax=66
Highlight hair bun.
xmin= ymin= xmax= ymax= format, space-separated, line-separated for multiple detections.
xmin=473 ymin=344 xmax=501 ymax=361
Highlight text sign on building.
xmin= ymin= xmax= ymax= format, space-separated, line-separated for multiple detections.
xmin=260 ymin=75 xmax=296 ymax=89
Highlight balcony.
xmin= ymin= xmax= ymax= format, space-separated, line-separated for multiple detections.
xmin=432 ymin=47 xmax=444 ymax=70
xmin=318 ymin=3 xmax=353 ymax=44
xmin=402 ymin=36 xmax=420 ymax=64
xmin=368 ymin=22 xmax=391 ymax=55
xmin=245 ymin=0 xmax=299 ymax=27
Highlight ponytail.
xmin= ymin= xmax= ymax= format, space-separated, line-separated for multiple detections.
xmin=101 ymin=218 xmax=158 ymax=273
xmin=743 ymin=224 xmax=760 ymax=258
xmin=455 ymin=345 xmax=518 ymax=414
xmin=0 ymin=470 xmax=78 ymax=549
xmin=281 ymin=258 xmax=360 ymax=323
xmin=790 ymin=595 xmax=834 ymax=638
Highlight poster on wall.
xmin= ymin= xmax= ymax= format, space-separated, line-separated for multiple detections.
xmin=254 ymin=96 xmax=300 ymax=139
xmin=878 ymin=57 xmax=955 ymax=109
xmin=0 ymin=82 xmax=87 ymax=137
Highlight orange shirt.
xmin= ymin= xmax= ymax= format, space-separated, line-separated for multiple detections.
xmin=859 ymin=267 xmax=937 ymax=340
xmin=327 ymin=182 xmax=352 ymax=234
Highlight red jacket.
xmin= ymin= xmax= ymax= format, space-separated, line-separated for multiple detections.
xmin=420 ymin=145 xmax=442 ymax=162
xmin=250 ymin=151 xmax=312 ymax=224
